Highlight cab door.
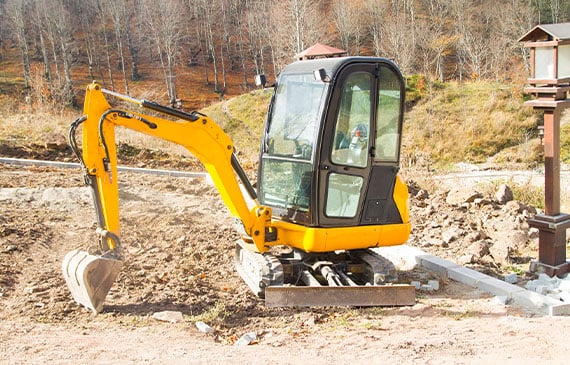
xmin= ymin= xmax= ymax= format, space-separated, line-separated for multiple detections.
xmin=317 ymin=60 xmax=405 ymax=227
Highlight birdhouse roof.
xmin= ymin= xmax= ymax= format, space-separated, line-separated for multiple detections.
xmin=519 ymin=22 xmax=570 ymax=43
xmin=295 ymin=43 xmax=347 ymax=60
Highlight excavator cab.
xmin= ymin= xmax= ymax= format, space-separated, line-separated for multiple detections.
xmin=259 ymin=57 xmax=408 ymax=240
xmin=234 ymin=57 xmax=412 ymax=304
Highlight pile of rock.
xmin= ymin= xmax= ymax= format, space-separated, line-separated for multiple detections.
xmin=408 ymin=182 xmax=538 ymax=272
xmin=525 ymin=273 xmax=570 ymax=302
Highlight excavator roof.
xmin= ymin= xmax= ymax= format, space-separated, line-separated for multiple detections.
xmin=281 ymin=56 xmax=401 ymax=81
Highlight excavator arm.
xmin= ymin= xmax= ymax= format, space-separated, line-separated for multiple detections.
xmin=77 ymin=82 xmax=272 ymax=253
xmin=63 ymin=82 xmax=273 ymax=312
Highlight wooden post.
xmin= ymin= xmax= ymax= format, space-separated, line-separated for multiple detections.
xmin=543 ymin=107 xmax=561 ymax=216
xmin=526 ymin=101 xmax=570 ymax=277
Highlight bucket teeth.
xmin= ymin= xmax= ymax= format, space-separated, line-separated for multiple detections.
xmin=62 ymin=249 xmax=123 ymax=313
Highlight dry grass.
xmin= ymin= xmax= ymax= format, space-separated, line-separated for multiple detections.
xmin=200 ymin=88 xmax=271 ymax=168
xmin=477 ymin=177 xmax=545 ymax=209
xmin=0 ymin=96 xmax=73 ymax=147
xmin=403 ymin=81 xmax=539 ymax=167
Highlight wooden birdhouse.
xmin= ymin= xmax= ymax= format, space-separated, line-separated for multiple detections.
xmin=519 ymin=22 xmax=570 ymax=101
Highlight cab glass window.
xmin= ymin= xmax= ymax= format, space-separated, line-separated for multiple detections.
xmin=325 ymin=173 xmax=364 ymax=218
xmin=375 ymin=67 xmax=402 ymax=162
xmin=331 ymin=72 xmax=371 ymax=168
xmin=265 ymin=73 xmax=326 ymax=160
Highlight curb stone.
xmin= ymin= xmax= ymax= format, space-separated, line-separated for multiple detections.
xmin=372 ymin=245 xmax=569 ymax=316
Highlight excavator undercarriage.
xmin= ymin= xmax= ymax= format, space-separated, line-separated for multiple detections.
xmin=235 ymin=241 xmax=415 ymax=307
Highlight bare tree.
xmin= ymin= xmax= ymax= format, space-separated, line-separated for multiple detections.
xmin=332 ymin=0 xmax=365 ymax=55
xmin=379 ymin=0 xmax=417 ymax=75
xmin=246 ymin=0 xmax=273 ymax=76
xmin=104 ymin=0 xmax=131 ymax=94
xmin=49 ymin=0 xmax=75 ymax=105
xmin=533 ymin=0 xmax=570 ymax=23
xmin=184 ymin=1 xmax=209 ymax=85
xmin=4 ymin=0 xmax=31 ymax=88
xmin=76 ymin=0 xmax=99 ymax=81
xmin=229 ymin=0 xmax=250 ymax=87
xmin=451 ymin=0 xmax=496 ymax=80
xmin=94 ymin=0 xmax=116 ymax=91
xmin=141 ymin=0 xmax=185 ymax=104
xmin=413 ymin=0 xmax=449 ymax=80
xmin=25 ymin=0 xmax=76 ymax=106
xmin=501 ymin=0 xmax=537 ymax=78
xmin=196 ymin=0 xmax=223 ymax=93
xmin=0 ymin=0 xmax=561 ymax=102
xmin=365 ymin=0 xmax=386 ymax=57
xmin=30 ymin=2 xmax=52 ymax=83
xmin=332 ymin=0 xmax=352 ymax=53
xmin=269 ymin=0 xmax=321 ymax=71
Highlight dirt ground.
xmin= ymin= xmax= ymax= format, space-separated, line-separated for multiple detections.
xmin=2 ymin=161 xmax=570 ymax=364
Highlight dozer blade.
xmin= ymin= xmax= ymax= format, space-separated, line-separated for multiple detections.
xmin=265 ymin=285 xmax=416 ymax=307
xmin=62 ymin=249 xmax=123 ymax=313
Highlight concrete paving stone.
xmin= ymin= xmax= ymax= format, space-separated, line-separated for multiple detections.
xmin=558 ymin=279 xmax=570 ymax=291
xmin=476 ymin=277 xmax=525 ymax=298
xmin=511 ymin=290 xmax=565 ymax=315
xmin=417 ymin=255 xmax=461 ymax=276
xmin=428 ymin=279 xmax=440 ymax=291
xmin=447 ymin=266 xmax=490 ymax=287
xmin=504 ymin=273 xmax=518 ymax=284
xmin=372 ymin=245 xmax=426 ymax=271
xmin=559 ymin=290 xmax=570 ymax=303
xmin=420 ymin=284 xmax=434 ymax=291
xmin=494 ymin=295 xmax=510 ymax=305
xmin=549 ymin=303 xmax=570 ymax=316
xmin=374 ymin=244 xmax=570 ymax=316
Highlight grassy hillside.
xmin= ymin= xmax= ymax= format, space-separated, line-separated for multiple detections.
xmin=403 ymin=79 xmax=543 ymax=168
xmin=2 ymin=77 xmax=569 ymax=172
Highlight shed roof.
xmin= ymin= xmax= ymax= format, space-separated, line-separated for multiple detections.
xmin=295 ymin=43 xmax=347 ymax=60
xmin=519 ymin=22 xmax=570 ymax=42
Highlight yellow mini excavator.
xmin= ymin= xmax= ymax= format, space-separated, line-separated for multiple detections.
xmin=62 ymin=57 xmax=414 ymax=313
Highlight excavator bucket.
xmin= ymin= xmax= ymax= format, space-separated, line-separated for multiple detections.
xmin=62 ymin=249 xmax=123 ymax=313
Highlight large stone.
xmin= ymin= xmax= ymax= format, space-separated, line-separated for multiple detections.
xmin=415 ymin=189 xmax=429 ymax=200
xmin=442 ymin=227 xmax=462 ymax=244
xmin=488 ymin=231 xmax=528 ymax=264
xmin=152 ymin=310 xmax=184 ymax=323
xmin=503 ymin=200 xmax=526 ymax=215
xmin=458 ymin=254 xmax=475 ymax=265
xmin=445 ymin=187 xmax=482 ymax=206
xmin=495 ymin=184 xmax=514 ymax=204
xmin=466 ymin=240 xmax=491 ymax=258
xmin=465 ymin=230 xmax=486 ymax=243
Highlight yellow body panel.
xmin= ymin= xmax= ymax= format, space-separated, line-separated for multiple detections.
xmin=272 ymin=220 xmax=411 ymax=252
xmin=393 ymin=174 xmax=410 ymax=224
